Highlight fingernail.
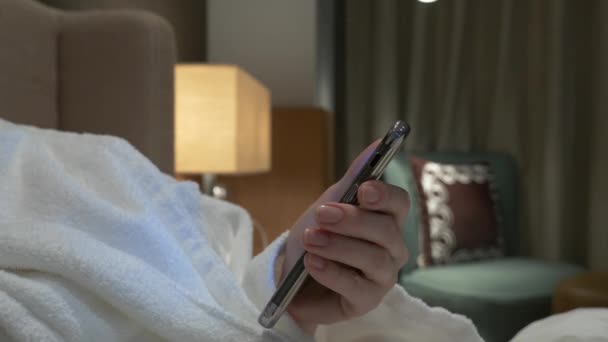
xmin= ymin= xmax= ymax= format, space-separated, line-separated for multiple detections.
xmin=363 ymin=185 xmax=381 ymax=204
xmin=317 ymin=205 xmax=344 ymax=224
xmin=306 ymin=253 xmax=326 ymax=269
xmin=305 ymin=228 xmax=329 ymax=246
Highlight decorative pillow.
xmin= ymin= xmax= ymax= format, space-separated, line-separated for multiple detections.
xmin=410 ymin=156 xmax=503 ymax=267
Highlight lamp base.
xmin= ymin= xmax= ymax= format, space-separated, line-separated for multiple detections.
xmin=202 ymin=173 xmax=227 ymax=199
xmin=200 ymin=174 xmax=268 ymax=250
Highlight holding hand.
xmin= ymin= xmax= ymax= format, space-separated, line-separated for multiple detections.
xmin=280 ymin=142 xmax=410 ymax=334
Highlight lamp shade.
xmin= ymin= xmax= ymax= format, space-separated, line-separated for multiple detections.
xmin=175 ymin=64 xmax=271 ymax=174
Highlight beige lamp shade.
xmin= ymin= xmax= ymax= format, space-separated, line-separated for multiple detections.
xmin=175 ymin=64 xmax=271 ymax=174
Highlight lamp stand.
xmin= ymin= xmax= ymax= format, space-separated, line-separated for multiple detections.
xmin=201 ymin=173 xmax=227 ymax=199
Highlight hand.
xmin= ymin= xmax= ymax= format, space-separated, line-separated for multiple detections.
xmin=279 ymin=141 xmax=410 ymax=334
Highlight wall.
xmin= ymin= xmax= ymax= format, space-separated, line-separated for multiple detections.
xmin=207 ymin=0 xmax=317 ymax=107
xmin=44 ymin=0 xmax=320 ymax=106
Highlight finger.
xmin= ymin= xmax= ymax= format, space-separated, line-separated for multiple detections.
xmin=358 ymin=180 xmax=410 ymax=225
xmin=303 ymin=228 xmax=397 ymax=287
xmin=303 ymin=253 xmax=384 ymax=318
xmin=315 ymin=203 xmax=408 ymax=265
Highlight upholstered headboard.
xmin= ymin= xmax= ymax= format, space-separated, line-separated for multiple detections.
xmin=0 ymin=0 xmax=176 ymax=173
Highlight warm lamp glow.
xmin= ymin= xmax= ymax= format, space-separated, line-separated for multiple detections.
xmin=174 ymin=64 xmax=271 ymax=175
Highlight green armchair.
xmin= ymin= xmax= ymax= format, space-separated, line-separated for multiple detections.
xmin=384 ymin=152 xmax=583 ymax=342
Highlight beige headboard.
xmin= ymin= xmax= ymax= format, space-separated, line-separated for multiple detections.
xmin=0 ymin=0 xmax=176 ymax=173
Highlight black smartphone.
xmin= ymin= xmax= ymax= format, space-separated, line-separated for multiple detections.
xmin=258 ymin=120 xmax=411 ymax=328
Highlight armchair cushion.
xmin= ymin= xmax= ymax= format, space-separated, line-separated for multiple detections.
xmin=402 ymin=257 xmax=582 ymax=301
xmin=384 ymin=151 xmax=521 ymax=273
xmin=410 ymin=156 xmax=503 ymax=266
xmin=401 ymin=257 xmax=583 ymax=341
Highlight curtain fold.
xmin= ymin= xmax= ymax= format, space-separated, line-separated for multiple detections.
xmin=588 ymin=0 xmax=608 ymax=270
xmin=342 ymin=0 xmax=607 ymax=269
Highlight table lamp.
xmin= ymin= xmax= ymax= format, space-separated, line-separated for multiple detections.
xmin=174 ymin=64 xmax=271 ymax=197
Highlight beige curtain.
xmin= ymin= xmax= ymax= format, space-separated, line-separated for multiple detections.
xmin=343 ymin=0 xmax=608 ymax=269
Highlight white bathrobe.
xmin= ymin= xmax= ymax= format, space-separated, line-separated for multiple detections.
xmin=0 ymin=118 xmax=482 ymax=341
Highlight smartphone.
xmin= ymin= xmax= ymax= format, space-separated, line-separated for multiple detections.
xmin=258 ymin=120 xmax=411 ymax=329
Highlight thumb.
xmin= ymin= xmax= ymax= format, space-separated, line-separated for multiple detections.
xmin=323 ymin=139 xmax=381 ymax=202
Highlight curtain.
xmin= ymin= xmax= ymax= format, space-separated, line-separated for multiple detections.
xmin=341 ymin=0 xmax=608 ymax=269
